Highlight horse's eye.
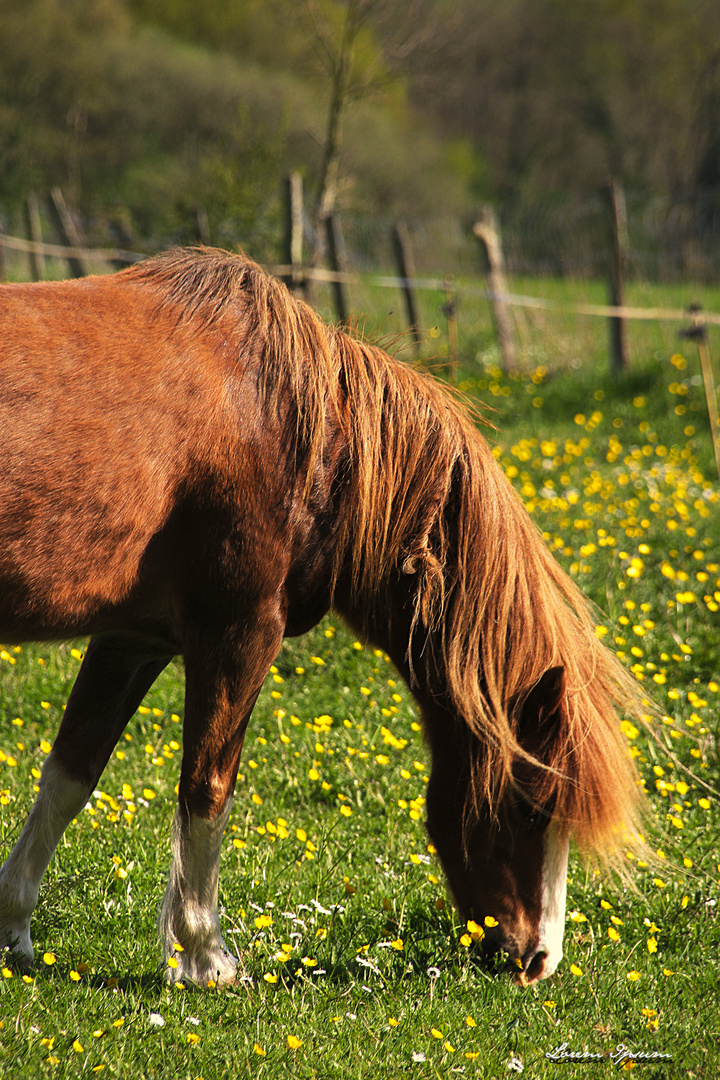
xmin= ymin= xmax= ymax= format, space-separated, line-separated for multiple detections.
xmin=511 ymin=791 xmax=553 ymax=832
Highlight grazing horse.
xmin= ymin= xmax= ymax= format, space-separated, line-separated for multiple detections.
xmin=0 ymin=248 xmax=643 ymax=987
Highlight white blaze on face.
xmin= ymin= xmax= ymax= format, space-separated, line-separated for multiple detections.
xmin=536 ymin=821 xmax=569 ymax=977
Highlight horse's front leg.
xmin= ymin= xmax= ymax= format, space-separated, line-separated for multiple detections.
xmin=0 ymin=636 xmax=170 ymax=964
xmin=160 ymin=610 xmax=284 ymax=987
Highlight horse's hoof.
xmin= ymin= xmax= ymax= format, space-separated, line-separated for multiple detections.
xmin=164 ymin=947 xmax=239 ymax=989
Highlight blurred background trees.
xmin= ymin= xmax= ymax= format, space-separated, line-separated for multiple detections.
xmin=1 ymin=0 xmax=719 ymax=263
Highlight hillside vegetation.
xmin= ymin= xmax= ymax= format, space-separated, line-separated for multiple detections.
xmin=2 ymin=0 xmax=720 ymax=261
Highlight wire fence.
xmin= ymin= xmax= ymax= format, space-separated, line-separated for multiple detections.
xmin=3 ymin=188 xmax=720 ymax=372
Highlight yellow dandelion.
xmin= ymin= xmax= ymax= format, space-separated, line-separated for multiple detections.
xmin=287 ymin=1034 xmax=302 ymax=1049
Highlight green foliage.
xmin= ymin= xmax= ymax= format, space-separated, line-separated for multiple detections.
xmin=0 ymin=1 xmax=288 ymax=249
xmin=0 ymin=0 xmax=476 ymax=252
xmin=403 ymin=0 xmax=720 ymax=200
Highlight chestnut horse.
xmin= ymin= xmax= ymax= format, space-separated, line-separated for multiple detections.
xmin=0 ymin=249 xmax=642 ymax=987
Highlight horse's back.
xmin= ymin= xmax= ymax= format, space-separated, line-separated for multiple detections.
xmin=0 ymin=274 xmax=236 ymax=640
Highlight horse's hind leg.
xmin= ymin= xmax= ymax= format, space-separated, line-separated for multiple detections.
xmin=0 ymin=635 xmax=169 ymax=964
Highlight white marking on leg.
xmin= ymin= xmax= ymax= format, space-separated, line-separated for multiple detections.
xmin=536 ymin=821 xmax=569 ymax=978
xmin=0 ymin=752 xmax=89 ymax=963
xmin=159 ymin=797 xmax=237 ymax=987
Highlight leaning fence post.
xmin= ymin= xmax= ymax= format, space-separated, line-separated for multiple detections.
xmin=48 ymin=187 xmax=88 ymax=277
xmin=473 ymin=205 xmax=515 ymax=372
xmin=604 ymin=180 xmax=629 ymax=376
xmin=391 ymin=222 xmax=422 ymax=353
xmin=282 ymin=172 xmax=304 ymax=292
xmin=24 ymin=194 xmax=46 ymax=281
xmin=193 ymin=206 xmax=210 ymax=246
xmin=324 ymin=213 xmax=348 ymax=325
xmin=681 ymin=308 xmax=720 ymax=484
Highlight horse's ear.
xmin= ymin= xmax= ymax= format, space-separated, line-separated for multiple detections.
xmin=515 ymin=666 xmax=566 ymax=729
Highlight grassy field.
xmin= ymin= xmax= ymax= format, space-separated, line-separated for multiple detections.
xmin=0 ymin=277 xmax=718 ymax=1078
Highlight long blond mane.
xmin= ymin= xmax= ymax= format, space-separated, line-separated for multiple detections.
xmin=127 ymin=248 xmax=644 ymax=854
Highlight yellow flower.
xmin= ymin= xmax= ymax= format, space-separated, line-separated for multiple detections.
xmin=390 ymin=938 xmax=404 ymax=951
xmin=43 ymin=952 xmax=56 ymax=966
xmin=186 ymin=1033 xmax=200 ymax=1045
xmin=254 ymin=1043 xmax=266 ymax=1055
xmin=431 ymin=1028 xmax=444 ymax=1039
xmin=627 ymin=970 xmax=641 ymax=981
xmin=570 ymin=964 xmax=583 ymax=976
xmin=466 ymin=920 xmax=484 ymax=941
xmin=287 ymin=1034 xmax=302 ymax=1049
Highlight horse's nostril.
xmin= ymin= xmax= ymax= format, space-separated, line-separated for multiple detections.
xmin=523 ymin=949 xmax=548 ymax=984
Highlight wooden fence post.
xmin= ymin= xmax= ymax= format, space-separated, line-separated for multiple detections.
xmin=441 ymin=277 xmax=458 ymax=371
xmin=391 ymin=222 xmax=421 ymax=352
xmin=24 ymin=194 xmax=46 ymax=281
xmin=604 ymin=180 xmax=629 ymax=375
xmin=48 ymin=187 xmax=88 ymax=277
xmin=473 ymin=206 xmax=516 ymax=372
xmin=681 ymin=310 xmax=720 ymax=484
xmin=282 ymin=172 xmax=304 ymax=291
xmin=324 ymin=213 xmax=348 ymax=325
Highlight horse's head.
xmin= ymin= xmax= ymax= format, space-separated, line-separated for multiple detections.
xmin=424 ymin=667 xmax=570 ymax=985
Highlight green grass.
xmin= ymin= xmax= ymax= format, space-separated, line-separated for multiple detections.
xmin=0 ymin=285 xmax=719 ymax=1077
